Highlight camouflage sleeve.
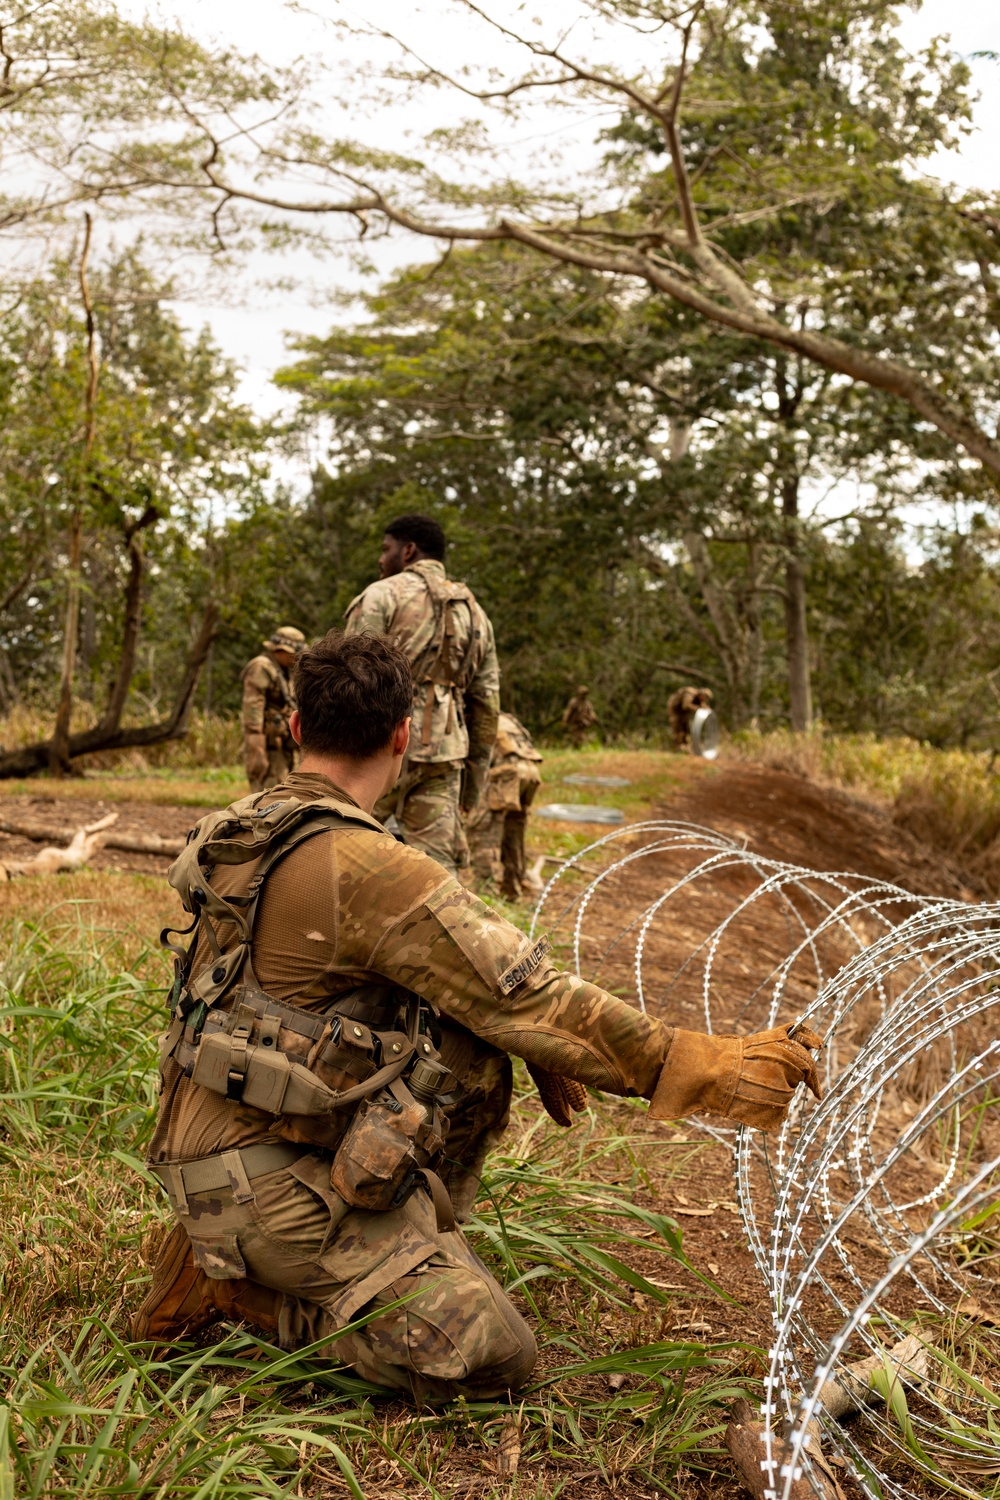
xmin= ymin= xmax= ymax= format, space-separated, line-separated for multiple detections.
xmin=462 ymin=612 xmax=500 ymax=808
xmin=466 ymin=610 xmax=500 ymax=707
xmin=356 ymin=863 xmax=672 ymax=1096
xmin=241 ymin=659 xmax=270 ymax=734
xmin=343 ymin=580 xmax=395 ymax=637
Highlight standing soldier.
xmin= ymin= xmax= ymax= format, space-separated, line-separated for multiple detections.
xmin=561 ymin=684 xmax=599 ymax=748
xmin=343 ymin=513 xmax=499 ymax=874
xmin=468 ymin=711 xmax=544 ymax=900
xmin=241 ymin=626 xmax=306 ymax=791
xmin=668 ymin=685 xmax=713 ymax=750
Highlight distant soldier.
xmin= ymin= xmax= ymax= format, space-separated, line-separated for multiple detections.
xmin=668 ymin=685 xmax=713 ymax=750
xmin=344 ymin=513 xmax=499 ymax=874
xmin=561 ymin=685 xmax=599 ymax=748
xmin=468 ymin=712 xmax=544 ymax=900
xmin=241 ymin=626 xmax=306 ymax=790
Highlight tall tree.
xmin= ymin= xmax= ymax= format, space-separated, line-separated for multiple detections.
xmin=0 ymin=248 xmax=271 ymax=775
xmin=281 ymin=240 xmax=955 ymax=727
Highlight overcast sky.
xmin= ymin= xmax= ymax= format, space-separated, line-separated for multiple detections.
xmin=119 ymin=0 xmax=1000 ymax=446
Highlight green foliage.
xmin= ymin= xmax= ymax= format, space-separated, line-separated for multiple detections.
xmin=0 ymin=249 xmax=273 ymax=720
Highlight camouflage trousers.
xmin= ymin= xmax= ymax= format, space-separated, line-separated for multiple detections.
xmin=375 ymin=760 xmax=467 ymax=876
xmin=245 ymin=742 xmax=298 ymax=794
xmin=176 ymin=1156 xmax=535 ymax=1404
xmin=468 ymin=774 xmax=539 ymax=900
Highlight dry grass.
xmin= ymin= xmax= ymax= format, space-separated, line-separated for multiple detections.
xmin=0 ymin=704 xmax=243 ymax=772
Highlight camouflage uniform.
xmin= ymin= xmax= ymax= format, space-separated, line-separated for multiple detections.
xmin=241 ymin=647 xmax=299 ymax=792
xmin=142 ymin=771 xmax=677 ymax=1401
xmin=561 ymin=686 xmax=598 ymax=749
xmin=343 ymin=561 xmax=499 ymax=874
xmin=668 ymin=686 xmax=713 ymax=750
xmin=468 ymin=713 xmax=543 ymax=900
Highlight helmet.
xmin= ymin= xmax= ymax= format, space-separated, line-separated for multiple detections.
xmin=264 ymin=626 xmax=306 ymax=655
xmin=576 ymin=684 xmax=589 ymax=695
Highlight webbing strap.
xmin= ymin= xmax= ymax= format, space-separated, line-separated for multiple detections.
xmin=419 ymin=1169 xmax=457 ymax=1234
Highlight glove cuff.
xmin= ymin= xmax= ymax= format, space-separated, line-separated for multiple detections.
xmin=648 ymin=1029 xmax=741 ymax=1121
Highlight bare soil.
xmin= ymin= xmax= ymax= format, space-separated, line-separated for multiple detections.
xmin=0 ymin=793 xmax=198 ymax=876
xmin=664 ymin=757 xmax=971 ymax=900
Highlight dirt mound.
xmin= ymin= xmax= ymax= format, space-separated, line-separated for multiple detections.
xmin=664 ymin=757 xmax=972 ymax=899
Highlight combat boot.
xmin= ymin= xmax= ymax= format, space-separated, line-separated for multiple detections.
xmin=131 ymin=1221 xmax=282 ymax=1345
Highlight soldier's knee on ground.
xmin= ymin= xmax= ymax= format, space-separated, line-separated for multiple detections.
xmin=340 ymin=1257 xmax=536 ymax=1404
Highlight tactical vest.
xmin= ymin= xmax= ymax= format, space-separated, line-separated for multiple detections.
xmin=160 ymin=790 xmax=453 ymax=1215
xmin=408 ymin=571 xmax=484 ymax=747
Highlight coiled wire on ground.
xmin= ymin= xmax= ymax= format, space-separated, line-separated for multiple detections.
xmin=531 ymin=824 xmax=1000 ymax=1500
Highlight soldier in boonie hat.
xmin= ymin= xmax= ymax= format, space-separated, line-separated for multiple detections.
xmin=263 ymin=626 xmax=306 ymax=655
xmin=241 ymin=626 xmax=306 ymax=792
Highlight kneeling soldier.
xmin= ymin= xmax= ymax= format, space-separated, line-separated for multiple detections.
xmin=467 ymin=711 xmax=544 ymax=900
xmin=134 ymin=631 xmax=821 ymax=1404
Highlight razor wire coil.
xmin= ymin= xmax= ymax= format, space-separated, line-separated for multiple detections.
xmin=531 ymin=822 xmax=1000 ymax=1500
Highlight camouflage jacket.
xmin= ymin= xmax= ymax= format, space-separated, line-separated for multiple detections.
xmin=562 ymin=693 xmax=598 ymax=729
xmin=344 ymin=560 xmax=500 ymax=766
xmin=241 ymin=652 xmax=297 ymax=744
xmin=480 ymin=712 xmax=543 ymax=811
xmin=148 ymin=771 xmax=674 ymax=1165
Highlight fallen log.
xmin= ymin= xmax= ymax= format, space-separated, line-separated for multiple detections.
xmin=726 ymin=1334 xmax=928 ymax=1500
xmin=0 ymin=812 xmax=119 ymax=878
xmin=0 ymin=812 xmax=185 ymax=859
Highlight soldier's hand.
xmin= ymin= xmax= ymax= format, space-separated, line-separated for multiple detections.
xmin=461 ymin=762 xmax=487 ymax=814
xmin=245 ymin=732 xmax=269 ymax=781
xmin=649 ymin=1023 xmax=823 ymax=1131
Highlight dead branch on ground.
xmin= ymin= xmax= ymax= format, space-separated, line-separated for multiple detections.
xmin=0 ymin=812 xmax=184 ymax=858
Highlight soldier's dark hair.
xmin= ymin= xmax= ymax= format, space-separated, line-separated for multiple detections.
xmin=383 ymin=512 xmax=446 ymax=561
xmin=294 ymin=631 xmax=413 ymax=759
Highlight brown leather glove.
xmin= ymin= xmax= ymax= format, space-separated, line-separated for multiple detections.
xmin=244 ymin=732 xmax=268 ymax=782
xmin=649 ymin=1023 xmax=823 ymax=1131
xmin=526 ymin=1063 xmax=589 ymax=1127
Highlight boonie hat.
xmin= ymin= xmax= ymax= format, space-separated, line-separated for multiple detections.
xmin=264 ymin=626 xmax=306 ymax=654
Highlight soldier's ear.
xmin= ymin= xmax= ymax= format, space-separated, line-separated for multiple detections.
xmin=289 ymin=709 xmax=303 ymax=746
xmin=392 ymin=717 xmax=411 ymax=758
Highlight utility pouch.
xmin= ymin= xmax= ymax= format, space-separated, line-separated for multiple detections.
xmin=190 ymin=1029 xmax=340 ymax=1115
xmin=331 ymin=1057 xmax=452 ymax=1212
xmin=330 ymin=1093 xmax=427 ymax=1211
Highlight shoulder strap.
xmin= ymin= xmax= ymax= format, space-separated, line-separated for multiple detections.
xmin=409 ymin=573 xmax=485 ymax=746
xmin=163 ymin=795 xmax=387 ymax=1011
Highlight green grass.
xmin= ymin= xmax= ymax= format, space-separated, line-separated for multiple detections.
xmin=0 ymin=913 xmax=753 ymax=1498
xmin=526 ymin=746 xmax=685 ymax=867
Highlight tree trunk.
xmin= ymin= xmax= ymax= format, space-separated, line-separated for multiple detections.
xmin=745 ymin=540 xmax=763 ymax=729
xmin=97 ymin=505 xmax=158 ymax=739
xmin=0 ymin=812 xmax=184 ymax=858
xmin=0 ymin=601 xmax=219 ymax=778
xmin=782 ymin=475 xmax=813 ymax=732
xmin=0 ymin=649 xmax=17 ymax=712
xmin=49 ymin=506 xmax=82 ymax=774
xmin=50 ymin=212 xmax=100 ymax=776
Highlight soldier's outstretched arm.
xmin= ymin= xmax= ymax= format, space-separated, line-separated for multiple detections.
xmin=348 ymin=849 xmax=821 ymax=1132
